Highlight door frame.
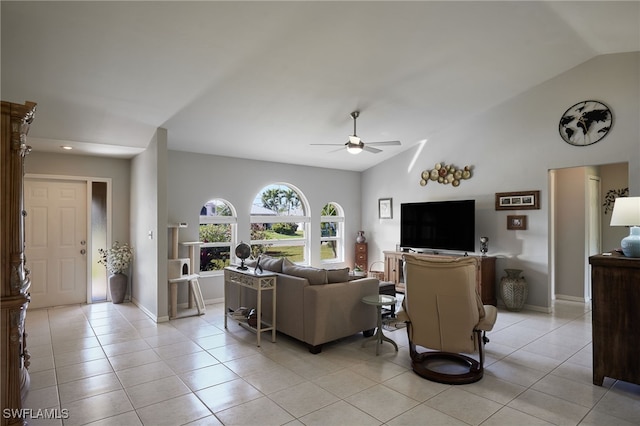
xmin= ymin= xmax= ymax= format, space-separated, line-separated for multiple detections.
xmin=25 ymin=173 xmax=112 ymax=304
xmin=585 ymin=174 xmax=601 ymax=301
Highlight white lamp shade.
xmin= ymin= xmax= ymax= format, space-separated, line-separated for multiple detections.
xmin=610 ymin=197 xmax=640 ymax=226
xmin=610 ymin=196 xmax=640 ymax=257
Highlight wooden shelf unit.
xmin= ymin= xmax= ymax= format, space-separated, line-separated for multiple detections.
xmin=383 ymin=251 xmax=496 ymax=306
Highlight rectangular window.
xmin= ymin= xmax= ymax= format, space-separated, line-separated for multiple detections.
xmin=250 ymin=221 xmax=306 ymax=262
xmin=199 ymin=207 xmax=236 ymax=274
xmin=320 ymin=214 xmax=344 ymax=263
xmin=320 ymin=220 xmax=339 ymax=261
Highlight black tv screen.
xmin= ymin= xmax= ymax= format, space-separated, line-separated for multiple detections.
xmin=400 ymin=200 xmax=475 ymax=253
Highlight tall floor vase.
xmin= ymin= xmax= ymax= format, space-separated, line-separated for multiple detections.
xmin=500 ymin=269 xmax=528 ymax=311
xmin=109 ymin=273 xmax=127 ymax=304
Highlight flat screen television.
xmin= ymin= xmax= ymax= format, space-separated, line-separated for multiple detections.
xmin=400 ymin=200 xmax=475 ymax=253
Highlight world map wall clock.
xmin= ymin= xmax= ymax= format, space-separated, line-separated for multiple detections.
xmin=559 ymin=100 xmax=612 ymax=146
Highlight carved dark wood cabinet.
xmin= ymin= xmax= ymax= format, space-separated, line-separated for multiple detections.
xmin=589 ymin=252 xmax=640 ymax=386
xmin=1 ymin=101 xmax=35 ymax=426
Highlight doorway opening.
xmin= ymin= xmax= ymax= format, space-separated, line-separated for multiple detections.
xmin=549 ymin=162 xmax=628 ymax=302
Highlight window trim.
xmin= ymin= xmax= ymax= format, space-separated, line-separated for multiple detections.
xmin=320 ymin=202 xmax=345 ymax=264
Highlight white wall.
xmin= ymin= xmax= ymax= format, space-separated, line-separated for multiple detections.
xmin=362 ymin=52 xmax=640 ymax=310
xmin=26 ymin=152 xmax=131 ymax=243
xmin=166 ymin=151 xmax=363 ymax=303
xmin=130 ymin=129 xmax=168 ymax=320
xmin=600 ymin=163 xmax=630 ymax=250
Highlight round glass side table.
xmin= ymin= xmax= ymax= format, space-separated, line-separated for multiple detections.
xmin=361 ymin=294 xmax=399 ymax=355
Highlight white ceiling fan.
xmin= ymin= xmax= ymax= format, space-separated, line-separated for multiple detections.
xmin=312 ymin=111 xmax=401 ymax=154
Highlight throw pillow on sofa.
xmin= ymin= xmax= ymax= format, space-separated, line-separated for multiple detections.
xmin=282 ymin=258 xmax=327 ymax=285
xmin=246 ymin=254 xmax=284 ymax=272
xmin=326 ymin=267 xmax=350 ymax=283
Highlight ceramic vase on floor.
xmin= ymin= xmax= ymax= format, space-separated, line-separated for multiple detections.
xmin=500 ymin=269 xmax=528 ymax=311
xmin=109 ymin=273 xmax=127 ymax=304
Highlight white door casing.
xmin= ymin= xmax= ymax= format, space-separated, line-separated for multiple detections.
xmin=25 ymin=179 xmax=88 ymax=308
xmin=586 ymin=175 xmax=601 ymax=301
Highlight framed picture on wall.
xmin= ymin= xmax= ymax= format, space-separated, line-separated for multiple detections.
xmin=495 ymin=190 xmax=540 ymax=210
xmin=379 ymin=198 xmax=393 ymax=219
xmin=507 ymin=215 xmax=527 ymax=230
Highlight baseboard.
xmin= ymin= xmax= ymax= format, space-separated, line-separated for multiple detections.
xmin=555 ymin=294 xmax=587 ymax=303
xmin=522 ymin=303 xmax=552 ymax=313
xmin=131 ymin=297 xmax=169 ymax=323
xmin=496 ymin=300 xmax=552 ymax=314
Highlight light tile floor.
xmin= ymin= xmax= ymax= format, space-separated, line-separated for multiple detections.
xmin=22 ymin=299 xmax=640 ymax=425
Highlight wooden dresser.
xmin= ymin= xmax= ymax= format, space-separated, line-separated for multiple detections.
xmin=355 ymin=243 xmax=368 ymax=272
xmin=1 ymin=101 xmax=36 ymax=426
xmin=384 ymin=251 xmax=496 ymax=305
xmin=589 ymin=253 xmax=640 ymax=386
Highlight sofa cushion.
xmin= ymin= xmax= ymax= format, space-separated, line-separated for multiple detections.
xmin=252 ymin=255 xmax=283 ymax=272
xmin=326 ymin=267 xmax=350 ymax=283
xmin=282 ymin=258 xmax=327 ymax=285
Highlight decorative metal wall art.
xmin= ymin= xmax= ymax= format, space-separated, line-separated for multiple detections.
xmin=420 ymin=162 xmax=473 ymax=187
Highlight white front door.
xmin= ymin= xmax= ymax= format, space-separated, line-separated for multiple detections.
xmin=25 ymin=179 xmax=88 ymax=308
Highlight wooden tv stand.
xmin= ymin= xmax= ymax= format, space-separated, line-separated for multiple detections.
xmin=383 ymin=251 xmax=496 ymax=306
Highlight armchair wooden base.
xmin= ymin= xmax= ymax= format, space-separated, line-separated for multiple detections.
xmin=408 ymin=329 xmax=486 ymax=385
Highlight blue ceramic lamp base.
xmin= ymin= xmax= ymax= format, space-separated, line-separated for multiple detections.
xmin=620 ymin=226 xmax=640 ymax=257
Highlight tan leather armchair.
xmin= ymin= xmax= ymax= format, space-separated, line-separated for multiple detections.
xmin=397 ymin=255 xmax=497 ymax=384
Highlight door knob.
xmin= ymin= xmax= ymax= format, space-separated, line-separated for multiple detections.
xmin=80 ymin=240 xmax=86 ymax=245
xmin=80 ymin=249 xmax=86 ymax=255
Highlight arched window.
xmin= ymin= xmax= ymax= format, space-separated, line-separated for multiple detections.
xmin=320 ymin=202 xmax=344 ymax=263
xmin=250 ymin=184 xmax=310 ymax=264
xmin=199 ymin=199 xmax=237 ymax=274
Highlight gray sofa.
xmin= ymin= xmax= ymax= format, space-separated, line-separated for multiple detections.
xmin=243 ymin=256 xmax=379 ymax=353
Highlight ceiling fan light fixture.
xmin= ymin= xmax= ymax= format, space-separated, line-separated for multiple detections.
xmin=346 ymin=142 xmax=363 ymax=154
xmin=348 ymin=135 xmax=360 ymax=144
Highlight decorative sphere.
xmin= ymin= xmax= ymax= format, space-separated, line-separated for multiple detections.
xmin=235 ymin=242 xmax=251 ymax=260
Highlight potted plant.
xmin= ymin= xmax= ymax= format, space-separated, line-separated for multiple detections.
xmin=98 ymin=241 xmax=133 ymax=304
xmin=353 ymin=264 xmax=365 ymax=277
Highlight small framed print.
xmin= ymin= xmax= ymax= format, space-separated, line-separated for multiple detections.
xmin=495 ymin=190 xmax=540 ymax=210
xmin=378 ymin=198 xmax=393 ymax=219
xmin=507 ymin=215 xmax=527 ymax=230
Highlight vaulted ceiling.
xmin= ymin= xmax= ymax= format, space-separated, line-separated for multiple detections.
xmin=2 ymin=1 xmax=639 ymax=171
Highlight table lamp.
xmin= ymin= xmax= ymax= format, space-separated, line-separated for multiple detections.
xmin=610 ymin=196 xmax=640 ymax=257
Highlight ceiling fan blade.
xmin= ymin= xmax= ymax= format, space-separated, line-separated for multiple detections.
xmin=363 ymin=145 xmax=382 ymax=154
xmin=310 ymin=143 xmax=345 ymax=146
xmin=366 ymin=140 xmax=401 ymax=146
